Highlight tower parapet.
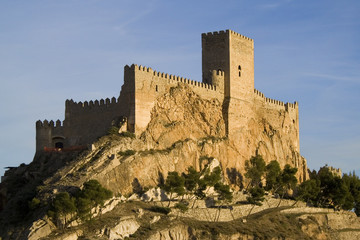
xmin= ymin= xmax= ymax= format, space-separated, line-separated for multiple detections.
xmin=211 ymin=70 xmax=224 ymax=94
xmin=202 ymin=29 xmax=254 ymax=99
xmin=36 ymin=119 xmax=65 ymax=151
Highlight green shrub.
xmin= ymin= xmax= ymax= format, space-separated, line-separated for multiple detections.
xmin=149 ymin=206 xmax=171 ymax=215
xmin=108 ymin=126 xmax=120 ymax=135
xmin=78 ymin=180 xmax=113 ymax=206
xmin=48 ymin=181 xmax=113 ymax=224
xmin=174 ymin=202 xmax=189 ymax=213
xmin=28 ymin=197 xmax=41 ymax=210
xmin=119 ymin=131 xmax=136 ymax=139
xmin=75 ymin=180 xmax=113 ymax=220
xmin=162 ymin=172 xmax=186 ymax=206
xmin=49 ymin=192 xmax=77 ymax=227
xmin=36 ymin=185 xmax=45 ymax=193
xmin=118 ymin=149 xmax=136 ymax=156
xmin=76 ymin=197 xmax=92 ymax=220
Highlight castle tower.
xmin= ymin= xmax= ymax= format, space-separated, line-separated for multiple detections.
xmin=202 ymin=29 xmax=254 ymax=100
xmin=202 ymin=30 xmax=255 ymax=135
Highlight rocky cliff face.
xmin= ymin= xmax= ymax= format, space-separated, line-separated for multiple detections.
xmin=142 ymin=84 xmax=307 ymax=181
xmin=21 ymin=84 xmax=308 ymax=197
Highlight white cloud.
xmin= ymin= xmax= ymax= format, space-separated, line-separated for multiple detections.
xmin=257 ymin=0 xmax=293 ymax=10
xmin=303 ymin=72 xmax=360 ymax=83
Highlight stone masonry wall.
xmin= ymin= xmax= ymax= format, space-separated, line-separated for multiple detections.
xmin=253 ymin=88 xmax=299 ymax=152
xmin=62 ymin=98 xmax=125 ymax=147
xmin=126 ymin=64 xmax=223 ymax=133
xmin=36 ymin=120 xmax=64 ymax=151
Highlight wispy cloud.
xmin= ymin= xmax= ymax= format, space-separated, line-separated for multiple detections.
xmin=257 ymin=0 xmax=293 ymax=10
xmin=258 ymin=3 xmax=281 ymax=9
xmin=303 ymin=72 xmax=360 ymax=83
xmin=112 ymin=0 xmax=157 ymax=35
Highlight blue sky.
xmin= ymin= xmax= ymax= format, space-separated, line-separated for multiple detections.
xmin=0 ymin=0 xmax=359 ymax=179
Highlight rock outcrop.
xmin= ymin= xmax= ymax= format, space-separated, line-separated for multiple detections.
xmin=36 ymin=85 xmax=306 ymax=196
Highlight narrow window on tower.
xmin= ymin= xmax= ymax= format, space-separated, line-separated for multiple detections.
xmin=238 ymin=65 xmax=242 ymax=77
xmin=156 ymin=85 xmax=158 ymax=92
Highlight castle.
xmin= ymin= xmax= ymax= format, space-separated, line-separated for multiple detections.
xmin=36 ymin=29 xmax=299 ymax=156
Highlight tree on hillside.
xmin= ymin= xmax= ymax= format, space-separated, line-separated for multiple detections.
xmin=203 ymin=166 xmax=222 ymax=191
xmin=295 ymin=179 xmax=321 ymax=206
xmin=276 ymin=164 xmax=297 ymax=207
xmin=195 ymin=166 xmax=223 ymax=200
xmin=49 ymin=192 xmax=76 ymax=228
xmin=246 ymin=186 xmax=265 ymax=218
xmin=76 ymin=180 xmax=113 ymax=220
xmin=295 ymin=168 xmax=360 ymax=213
xmin=343 ymin=172 xmax=360 ymax=215
xmin=163 ymin=171 xmax=185 ymax=207
xmin=214 ymin=182 xmax=233 ymax=221
xmin=245 ymin=155 xmax=266 ymax=189
xmin=79 ymin=180 xmax=113 ymax=206
xmin=183 ymin=166 xmax=201 ymax=195
xmin=183 ymin=166 xmax=203 ymax=208
xmin=265 ymin=160 xmax=281 ymax=192
xmin=76 ymin=197 xmax=93 ymax=221
xmin=192 ymin=178 xmax=207 ymax=207
xmin=317 ymin=167 xmax=347 ymax=210
xmin=281 ymin=164 xmax=298 ymax=191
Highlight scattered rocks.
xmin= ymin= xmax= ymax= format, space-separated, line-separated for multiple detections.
xmin=150 ymin=215 xmax=161 ymax=224
xmin=27 ymin=216 xmax=56 ymax=240
xmin=102 ymin=216 xmax=140 ymax=240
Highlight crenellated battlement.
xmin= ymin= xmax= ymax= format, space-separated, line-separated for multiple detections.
xmin=202 ymin=29 xmax=253 ymax=42
xmin=254 ymin=88 xmax=298 ymax=111
xmin=285 ymin=102 xmax=298 ymax=110
xmin=132 ymin=64 xmax=153 ymax=73
xmin=212 ymin=69 xmax=225 ymax=76
xmin=36 ymin=119 xmax=63 ymax=129
xmin=228 ymin=29 xmax=254 ymax=41
xmin=210 ymin=70 xmax=225 ymax=92
xmin=128 ymin=64 xmax=218 ymax=91
xmin=65 ymin=97 xmax=119 ymax=110
xmin=201 ymin=30 xmax=227 ymax=38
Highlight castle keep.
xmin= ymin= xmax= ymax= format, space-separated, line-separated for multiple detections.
xmin=36 ymin=30 xmax=300 ymax=157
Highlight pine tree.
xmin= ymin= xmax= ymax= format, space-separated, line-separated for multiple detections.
xmin=163 ymin=171 xmax=185 ymax=207
xmin=245 ymin=155 xmax=266 ymax=189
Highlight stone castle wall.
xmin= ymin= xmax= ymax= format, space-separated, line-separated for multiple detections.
xmin=253 ymin=88 xmax=299 ymax=152
xmin=63 ymin=98 xmax=125 ymax=146
xmin=127 ymin=64 xmax=224 ymax=133
xmin=36 ymin=97 xmax=126 ymax=151
xmin=35 ymin=64 xmax=224 ymax=150
xmin=36 ymin=120 xmax=64 ymax=151
xmin=35 ymin=29 xmax=302 ymax=181
xmin=36 ymin=67 xmax=300 ymax=154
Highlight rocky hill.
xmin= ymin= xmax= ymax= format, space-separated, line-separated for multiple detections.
xmin=0 ymin=84 xmax=358 ymax=239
